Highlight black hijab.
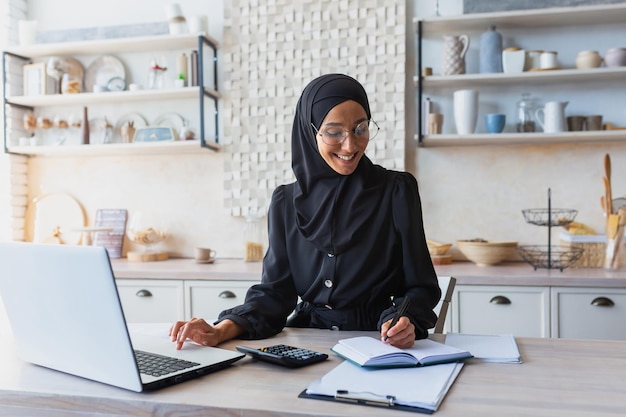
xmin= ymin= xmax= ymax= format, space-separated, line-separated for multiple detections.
xmin=291 ymin=74 xmax=387 ymax=255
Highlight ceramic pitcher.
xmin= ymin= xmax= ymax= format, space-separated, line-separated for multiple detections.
xmin=535 ymin=101 xmax=568 ymax=133
xmin=442 ymin=34 xmax=470 ymax=75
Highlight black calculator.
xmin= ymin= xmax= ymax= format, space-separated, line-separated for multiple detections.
xmin=235 ymin=344 xmax=328 ymax=368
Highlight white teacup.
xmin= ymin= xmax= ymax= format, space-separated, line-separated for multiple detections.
xmin=195 ymin=247 xmax=216 ymax=263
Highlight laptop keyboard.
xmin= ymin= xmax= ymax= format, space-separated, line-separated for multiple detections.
xmin=134 ymin=350 xmax=200 ymax=377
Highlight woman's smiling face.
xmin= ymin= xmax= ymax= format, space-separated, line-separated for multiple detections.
xmin=314 ymin=100 xmax=370 ymax=175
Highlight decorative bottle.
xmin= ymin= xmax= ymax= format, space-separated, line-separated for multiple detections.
xmin=81 ymin=106 xmax=90 ymax=144
xmin=479 ymin=25 xmax=503 ymax=73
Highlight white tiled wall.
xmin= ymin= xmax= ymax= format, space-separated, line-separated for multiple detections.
xmin=221 ymin=0 xmax=406 ymax=216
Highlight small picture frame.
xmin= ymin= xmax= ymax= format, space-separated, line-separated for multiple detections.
xmin=23 ymin=62 xmax=46 ymax=96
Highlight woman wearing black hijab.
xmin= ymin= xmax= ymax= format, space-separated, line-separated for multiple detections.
xmin=170 ymin=74 xmax=440 ymax=349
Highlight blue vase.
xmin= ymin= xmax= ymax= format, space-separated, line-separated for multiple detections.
xmin=479 ymin=25 xmax=503 ymax=73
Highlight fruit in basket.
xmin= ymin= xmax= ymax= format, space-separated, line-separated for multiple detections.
xmin=563 ymin=222 xmax=596 ymax=235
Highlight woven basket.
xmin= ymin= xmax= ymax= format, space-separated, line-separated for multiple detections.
xmin=559 ymin=232 xmax=605 ymax=268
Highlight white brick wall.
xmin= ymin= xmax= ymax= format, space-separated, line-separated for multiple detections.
xmin=222 ymin=0 xmax=406 ymax=216
xmin=0 ymin=0 xmax=28 ymax=241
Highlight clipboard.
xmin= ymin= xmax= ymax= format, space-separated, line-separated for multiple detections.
xmin=298 ymin=389 xmax=433 ymax=414
xmin=299 ymin=360 xmax=463 ymax=414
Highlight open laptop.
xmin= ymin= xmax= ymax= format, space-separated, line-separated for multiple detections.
xmin=0 ymin=241 xmax=244 ymax=392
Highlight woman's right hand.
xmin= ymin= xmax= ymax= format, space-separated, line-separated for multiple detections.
xmin=169 ymin=318 xmax=244 ymax=350
xmin=169 ymin=318 xmax=220 ymax=349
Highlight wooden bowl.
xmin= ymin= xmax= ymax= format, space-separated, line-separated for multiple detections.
xmin=427 ymin=240 xmax=452 ymax=256
xmin=456 ymin=240 xmax=518 ymax=266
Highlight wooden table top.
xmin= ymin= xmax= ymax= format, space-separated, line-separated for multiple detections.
xmin=1 ymin=305 xmax=625 ymax=417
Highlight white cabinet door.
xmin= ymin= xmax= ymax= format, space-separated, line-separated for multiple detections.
xmin=116 ymin=279 xmax=184 ymax=323
xmin=452 ymin=285 xmax=550 ymax=337
xmin=184 ymin=281 xmax=256 ymax=322
xmin=551 ymin=287 xmax=626 ymax=340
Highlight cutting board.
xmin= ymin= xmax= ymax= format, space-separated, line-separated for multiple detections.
xmin=25 ymin=193 xmax=86 ymax=244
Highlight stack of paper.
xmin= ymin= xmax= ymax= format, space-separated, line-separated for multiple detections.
xmin=444 ymin=333 xmax=522 ymax=363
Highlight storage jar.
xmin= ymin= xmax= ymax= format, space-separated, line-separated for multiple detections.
xmin=516 ymin=93 xmax=537 ymax=133
xmin=575 ymin=50 xmax=602 ymax=69
xmin=502 ymin=47 xmax=525 ymax=73
xmin=604 ymin=48 xmax=626 ymax=67
xmin=244 ymin=214 xmax=265 ymax=262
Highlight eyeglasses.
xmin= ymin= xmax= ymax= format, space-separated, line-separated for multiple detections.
xmin=311 ymin=119 xmax=379 ymax=145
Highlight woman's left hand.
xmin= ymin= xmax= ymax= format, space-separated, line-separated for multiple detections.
xmin=381 ymin=316 xmax=415 ymax=348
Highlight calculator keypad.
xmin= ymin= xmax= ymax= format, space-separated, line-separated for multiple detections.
xmin=236 ymin=344 xmax=328 ymax=368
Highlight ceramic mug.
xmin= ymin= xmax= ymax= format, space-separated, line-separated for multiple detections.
xmin=427 ymin=113 xmax=444 ymax=134
xmin=567 ymin=116 xmax=585 ymax=131
xmin=485 ymin=113 xmax=506 ymax=134
xmin=585 ymin=115 xmax=603 ymax=131
xmin=195 ymin=247 xmax=216 ymax=262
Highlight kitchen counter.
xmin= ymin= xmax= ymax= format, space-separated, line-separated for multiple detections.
xmin=111 ymin=258 xmax=626 ymax=288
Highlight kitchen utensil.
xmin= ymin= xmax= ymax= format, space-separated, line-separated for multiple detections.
xmin=603 ymin=176 xmax=612 ymax=218
xmin=604 ymin=207 xmax=626 ymax=269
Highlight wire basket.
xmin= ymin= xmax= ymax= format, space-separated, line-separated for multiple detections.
xmin=517 ymin=245 xmax=584 ymax=271
xmin=521 ymin=209 xmax=578 ymax=227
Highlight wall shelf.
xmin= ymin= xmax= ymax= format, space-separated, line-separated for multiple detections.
xmin=2 ymin=34 xmax=219 ymax=58
xmin=6 ymin=87 xmax=220 ymax=107
xmin=413 ymin=3 xmax=626 ymax=34
xmin=414 ymin=67 xmax=626 ymax=89
xmin=418 ymin=130 xmax=626 ymax=148
xmin=3 ymin=34 xmax=220 ymax=155
xmin=415 ymin=3 xmax=626 ymax=147
xmin=6 ymin=139 xmax=219 ymax=157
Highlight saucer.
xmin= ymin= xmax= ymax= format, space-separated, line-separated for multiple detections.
xmin=195 ymin=258 xmax=215 ymax=264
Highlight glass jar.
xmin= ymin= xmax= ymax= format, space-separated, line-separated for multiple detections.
xmin=244 ymin=214 xmax=264 ymax=262
xmin=61 ymin=73 xmax=82 ymax=94
xmin=516 ymin=93 xmax=537 ymax=133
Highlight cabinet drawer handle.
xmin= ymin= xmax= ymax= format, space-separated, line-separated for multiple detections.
xmin=219 ymin=290 xmax=237 ymax=299
xmin=489 ymin=295 xmax=511 ymax=305
xmin=135 ymin=289 xmax=153 ymax=298
xmin=591 ymin=297 xmax=614 ymax=307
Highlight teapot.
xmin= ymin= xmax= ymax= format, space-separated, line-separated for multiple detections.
xmin=535 ymin=101 xmax=568 ymax=133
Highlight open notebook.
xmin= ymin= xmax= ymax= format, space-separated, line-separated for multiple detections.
xmin=331 ymin=336 xmax=472 ymax=368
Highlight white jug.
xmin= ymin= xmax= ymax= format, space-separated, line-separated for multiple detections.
xmin=535 ymin=101 xmax=568 ymax=133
